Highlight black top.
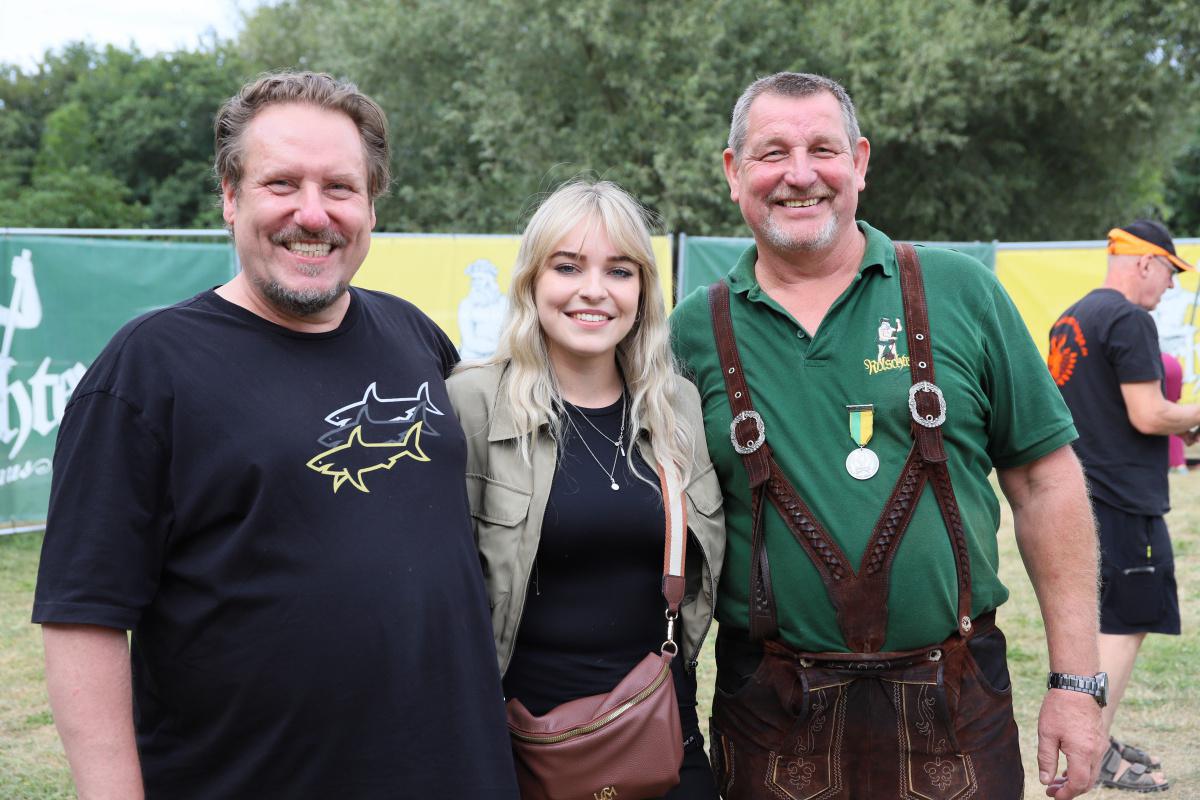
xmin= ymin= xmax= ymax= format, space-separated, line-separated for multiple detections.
xmin=502 ymin=396 xmax=699 ymax=732
xmin=1051 ymin=288 xmax=1168 ymax=515
xmin=34 ymin=288 xmax=518 ymax=799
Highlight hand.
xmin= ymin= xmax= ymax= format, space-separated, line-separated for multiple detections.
xmin=1181 ymin=427 xmax=1200 ymax=447
xmin=1037 ymin=688 xmax=1105 ymax=798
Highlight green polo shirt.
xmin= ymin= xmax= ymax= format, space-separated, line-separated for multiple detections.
xmin=670 ymin=221 xmax=1076 ymax=651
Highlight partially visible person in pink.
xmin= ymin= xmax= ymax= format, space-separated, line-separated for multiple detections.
xmin=1160 ymin=353 xmax=1187 ymax=472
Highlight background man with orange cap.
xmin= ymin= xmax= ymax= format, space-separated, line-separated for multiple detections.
xmin=1048 ymin=219 xmax=1196 ymax=793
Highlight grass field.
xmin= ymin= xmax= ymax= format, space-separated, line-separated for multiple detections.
xmin=2 ymin=471 xmax=1198 ymax=799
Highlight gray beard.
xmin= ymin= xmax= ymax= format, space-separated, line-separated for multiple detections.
xmin=760 ymin=209 xmax=839 ymax=252
xmin=256 ymin=276 xmax=347 ymax=317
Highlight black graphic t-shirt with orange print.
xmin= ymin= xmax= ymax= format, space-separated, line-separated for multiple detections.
xmin=1049 ymin=287 xmax=1167 ymax=515
xmin=33 ymin=287 xmax=518 ymax=799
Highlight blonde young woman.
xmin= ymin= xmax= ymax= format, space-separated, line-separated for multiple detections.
xmin=448 ymin=180 xmax=725 ymax=798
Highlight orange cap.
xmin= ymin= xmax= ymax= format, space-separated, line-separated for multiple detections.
xmin=1107 ymin=224 xmax=1192 ymax=272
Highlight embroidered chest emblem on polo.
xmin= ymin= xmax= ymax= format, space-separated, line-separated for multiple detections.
xmin=863 ymin=315 xmax=910 ymax=375
xmin=306 ymin=381 xmax=443 ymax=493
xmin=1048 ymin=315 xmax=1089 ymax=386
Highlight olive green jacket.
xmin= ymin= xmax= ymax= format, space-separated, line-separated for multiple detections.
xmin=447 ymin=362 xmax=725 ymax=674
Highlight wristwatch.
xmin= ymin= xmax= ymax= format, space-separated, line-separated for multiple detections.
xmin=1047 ymin=671 xmax=1108 ymax=707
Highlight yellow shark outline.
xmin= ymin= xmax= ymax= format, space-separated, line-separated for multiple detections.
xmin=305 ymin=422 xmax=429 ymax=493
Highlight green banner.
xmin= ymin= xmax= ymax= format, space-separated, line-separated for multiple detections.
xmin=677 ymin=235 xmax=997 ymax=301
xmin=0 ymin=236 xmax=235 ymax=524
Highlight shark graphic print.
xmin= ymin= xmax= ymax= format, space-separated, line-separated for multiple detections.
xmin=307 ymin=381 xmax=442 ymax=493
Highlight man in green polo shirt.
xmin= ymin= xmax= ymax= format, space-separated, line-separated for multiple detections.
xmin=671 ymin=72 xmax=1105 ymax=799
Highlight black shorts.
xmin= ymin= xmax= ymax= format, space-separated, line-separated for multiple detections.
xmin=1095 ymin=499 xmax=1181 ymax=636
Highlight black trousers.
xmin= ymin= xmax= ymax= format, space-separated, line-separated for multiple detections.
xmin=661 ymin=728 xmax=718 ymax=799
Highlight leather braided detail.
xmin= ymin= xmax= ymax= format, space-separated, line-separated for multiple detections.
xmin=863 ymin=458 xmax=925 ymax=577
xmin=931 ymin=463 xmax=971 ymax=594
xmin=766 ymin=473 xmax=849 ymax=582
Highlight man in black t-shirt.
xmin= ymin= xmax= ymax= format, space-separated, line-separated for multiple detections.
xmin=1049 ymin=220 xmax=1198 ymax=793
xmin=32 ymin=72 xmax=518 ymax=799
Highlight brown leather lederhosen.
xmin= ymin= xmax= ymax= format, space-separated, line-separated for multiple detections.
xmin=706 ymin=243 xmax=1023 ymax=800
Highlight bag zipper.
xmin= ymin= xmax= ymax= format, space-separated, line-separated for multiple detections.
xmin=510 ymin=660 xmax=672 ymax=744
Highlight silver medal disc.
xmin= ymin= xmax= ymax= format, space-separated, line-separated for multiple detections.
xmin=845 ymin=447 xmax=879 ymax=480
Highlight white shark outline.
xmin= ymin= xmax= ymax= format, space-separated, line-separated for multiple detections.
xmin=324 ymin=381 xmax=444 ymax=428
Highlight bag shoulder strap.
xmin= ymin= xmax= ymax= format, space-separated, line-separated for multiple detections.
xmin=656 ymin=461 xmax=688 ymax=654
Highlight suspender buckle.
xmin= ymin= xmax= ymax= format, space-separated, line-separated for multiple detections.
xmin=908 ymin=381 xmax=947 ymax=428
xmin=730 ymin=410 xmax=766 ymax=454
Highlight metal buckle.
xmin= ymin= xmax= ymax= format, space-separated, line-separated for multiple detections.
xmin=661 ymin=609 xmax=679 ymax=655
xmin=730 ymin=410 xmax=765 ymax=454
xmin=908 ymin=381 xmax=947 ymax=428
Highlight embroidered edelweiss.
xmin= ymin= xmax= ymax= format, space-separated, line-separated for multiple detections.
xmin=924 ymin=758 xmax=955 ymax=791
xmin=786 ymin=757 xmax=817 ymax=788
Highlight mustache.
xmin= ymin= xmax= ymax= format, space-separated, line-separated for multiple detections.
xmin=767 ymin=186 xmax=833 ymax=204
xmin=270 ymin=226 xmax=347 ymax=248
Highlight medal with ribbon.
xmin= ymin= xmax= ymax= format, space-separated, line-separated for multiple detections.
xmin=845 ymin=404 xmax=880 ymax=480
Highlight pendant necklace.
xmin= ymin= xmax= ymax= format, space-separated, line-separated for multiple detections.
xmin=845 ymin=403 xmax=880 ymax=480
xmin=565 ymin=393 xmax=627 ymax=490
xmin=571 ymin=398 xmax=627 ymax=455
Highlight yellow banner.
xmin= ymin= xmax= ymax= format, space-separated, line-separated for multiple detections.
xmin=353 ymin=234 xmax=672 ymax=361
xmin=998 ymin=242 xmax=1200 ymax=402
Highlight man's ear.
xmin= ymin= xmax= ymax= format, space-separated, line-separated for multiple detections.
xmin=853 ymin=137 xmax=871 ymax=192
xmin=722 ymin=148 xmax=740 ymax=204
xmin=221 ymin=178 xmax=237 ymax=227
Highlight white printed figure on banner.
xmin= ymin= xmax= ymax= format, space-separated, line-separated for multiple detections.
xmin=457 ymin=259 xmax=508 ymax=360
xmin=0 ymin=250 xmax=88 ymax=473
xmin=1150 ymin=285 xmax=1200 ymax=400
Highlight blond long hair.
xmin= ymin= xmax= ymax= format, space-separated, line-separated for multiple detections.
xmin=466 ymin=179 xmax=693 ymax=484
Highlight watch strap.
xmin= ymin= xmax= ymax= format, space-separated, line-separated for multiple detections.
xmin=1047 ymin=671 xmax=1107 ymax=706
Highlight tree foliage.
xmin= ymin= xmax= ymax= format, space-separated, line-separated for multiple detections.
xmin=1165 ymin=142 xmax=1200 ymax=236
xmin=0 ymin=42 xmax=249 ymax=228
xmin=234 ymin=0 xmax=1199 ymax=239
xmin=2 ymin=0 xmax=1198 ymax=239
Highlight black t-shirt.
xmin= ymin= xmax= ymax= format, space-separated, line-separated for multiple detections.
xmin=33 ymin=288 xmax=518 ymax=799
xmin=1050 ymin=288 xmax=1167 ymax=515
xmin=502 ymin=398 xmax=699 ymax=734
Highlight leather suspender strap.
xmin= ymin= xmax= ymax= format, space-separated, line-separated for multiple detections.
xmin=896 ymin=242 xmax=948 ymax=464
xmin=706 ymin=243 xmax=974 ymax=651
xmin=707 ymin=282 xmax=778 ymax=640
xmin=708 ymin=282 xmax=771 ymax=488
xmin=894 ymin=243 xmax=973 ymax=636
xmin=708 ymin=281 xmax=856 ymax=642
